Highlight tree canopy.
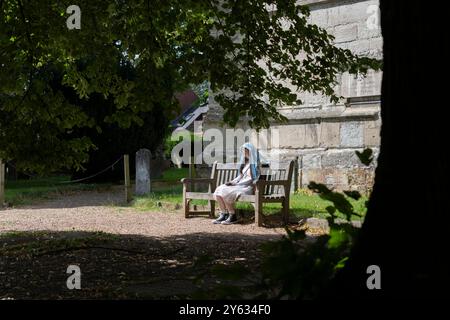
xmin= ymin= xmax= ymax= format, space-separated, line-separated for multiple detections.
xmin=0 ymin=0 xmax=381 ymax=173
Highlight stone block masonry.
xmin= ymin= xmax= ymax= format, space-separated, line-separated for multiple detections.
xmin=202 ymin=0 xmax=382 ymax=193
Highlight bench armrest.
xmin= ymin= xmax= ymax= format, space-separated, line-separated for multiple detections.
xmin=254 ymin=180 xmax=292 ymax=197
xmin=254 ymin=180 xmax=290 ymax=187
xmin=181 ymin=178 xmax=214 ymax=185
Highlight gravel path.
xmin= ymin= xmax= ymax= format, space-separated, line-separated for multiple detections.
xmin=0 ymin=187 xmax=290 ymax=299
xmin=0 ymin=186 xmax=286 ymax=239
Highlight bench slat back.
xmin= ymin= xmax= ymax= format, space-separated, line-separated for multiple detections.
xmin=263 ymin=168 xmax=286 ymax=195
xmin=212 ymin=162 xmax=240 ymax=187
xmin=260 ymin=162 xmax=292 ymax=195
xmin=212 ymin=161 xmax=294 ymax=196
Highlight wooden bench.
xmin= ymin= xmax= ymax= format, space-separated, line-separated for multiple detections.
xmin=181 ymin=160 xmax=295 ymax=227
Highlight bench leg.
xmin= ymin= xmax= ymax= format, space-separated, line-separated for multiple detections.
xmin=255 ymin=202 xmax=263 ymax=227
xmin=255 ymin=188 xmax=263 ymax=227
xmin=183 ymin=183 xmax=189 ymax=218
xmin=255 ymin=201 xmax=263 ymax=227
xmin=282 ymin=198 xmax=289 ymax=225
xmin=184 ymin=199 xmax=191 ymax=218
xmin=209 ymin=200 xmax=215 ymax=218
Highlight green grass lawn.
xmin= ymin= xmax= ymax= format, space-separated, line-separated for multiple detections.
xmin=4 ymin=176 xmax=110 ymax=206
xmin=133 ymin=186 xmax=367 ymax=221
xmin=3 ymin=167 xmax=368 ymax=221
xmin=133 ymin=168 xmax=368 ymax=221
xmin=2 ymin=168 xmax=188 ymax=207
xmin=154 ymin=167 xmax=189 ymax=182
xmin=237 ymin=189 xmax=368 ymax=221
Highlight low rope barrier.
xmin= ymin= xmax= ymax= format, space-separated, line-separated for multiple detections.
xmin=5 ymin=161 xmax=39 ymax=179
xmin=6 ymin=156 xmax=125 ymax=184
xmin=58 ymin=156 xmax=124 ymax=184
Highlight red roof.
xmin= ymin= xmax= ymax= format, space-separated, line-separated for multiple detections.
xmin=175 ymin=90 xmax=199 ymax=111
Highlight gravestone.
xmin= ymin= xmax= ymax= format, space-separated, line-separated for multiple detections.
xmin=135 ymin=149 xmax=151 ymax=195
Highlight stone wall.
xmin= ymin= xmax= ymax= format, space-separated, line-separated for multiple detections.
xmin=202 ymin=0 xmax=382 ymax=194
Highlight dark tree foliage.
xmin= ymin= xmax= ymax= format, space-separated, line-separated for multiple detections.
xmin=60 ymin=61 xmax=172 ymax=182
xmin=1 ymin=0 xmax=380 ymax=173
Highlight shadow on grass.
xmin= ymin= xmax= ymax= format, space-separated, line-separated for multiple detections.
xmin=4 ymin=177 xmax=118 ymax=208
xmin=0 ymin=230 xmax=283 ymax=300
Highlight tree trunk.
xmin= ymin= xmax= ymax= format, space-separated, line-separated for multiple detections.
xmin=334 ymin=0 xmax=450 ymax=298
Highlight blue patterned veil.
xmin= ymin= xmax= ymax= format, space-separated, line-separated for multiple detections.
xmin=238 ymin=142 xmax=265 ymax=183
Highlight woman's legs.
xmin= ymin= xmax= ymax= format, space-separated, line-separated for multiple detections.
xmin=215 ymin=195 xmax=227 ymax=213
xmin=221 ymin=200 xmax=238 ymax=224
xmin=213 ymin=195 xmax=230 ymax=224
xmin=224 ymin=200 xmax=235 ymax=215
xmin=214 ymin=186 xmax=238 ymax=224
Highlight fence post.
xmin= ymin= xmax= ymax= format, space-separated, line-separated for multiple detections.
xmin=0 ymin=159 xmax=5 ymax=207
xmin=124 ymin=154 xmax=132 ymax=203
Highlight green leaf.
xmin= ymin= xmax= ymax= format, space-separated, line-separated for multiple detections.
xmin=356 ymin=148 xmax=374 ymax=166
xmin=328 ymin=228 xmax=348 ymax=249
xmin=334 ymin=256 xmax=349 ymax=271
xmin=343 ymin=190 xmax=362 ymax=200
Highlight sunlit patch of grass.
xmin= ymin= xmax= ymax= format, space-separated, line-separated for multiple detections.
xmin=154 ymin=168 xmax=189 ymax=182
xmin=131 ymin=182 xmax=368 ymax=221
xmin=235 ymin=191 xmax=367 ymax=221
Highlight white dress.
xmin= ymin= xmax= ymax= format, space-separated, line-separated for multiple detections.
xmin=213 ymin=163 xmax=254 ymax=205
